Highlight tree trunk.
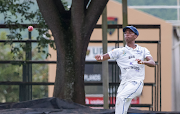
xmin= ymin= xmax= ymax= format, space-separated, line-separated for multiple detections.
xmin=36 ymin=0 xmax=109 ymax=105
xmin=54 ymin=32 xmax=86 ymax=104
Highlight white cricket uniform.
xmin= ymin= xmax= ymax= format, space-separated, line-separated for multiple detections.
xmin=108 ymin=44 xmax=152 ymax=114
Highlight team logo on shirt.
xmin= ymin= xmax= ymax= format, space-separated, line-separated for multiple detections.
xmin=136 ymin=50 xmax=143 ymax=55
xmin=123 ymin=50 xmax=126 ymax=56
xmin=130 ymin=62 xmax=133 ymax=65
xmin=131 ymin=81 xmax=137 ymax=85
xmin=123 ymin=66 xmax=140 ymax=71
xmin=129 ymin=55 xmax=135 ymax=59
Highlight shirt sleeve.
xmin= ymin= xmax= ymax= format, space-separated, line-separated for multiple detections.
xmin=144 ymin=47 xmax=152 ymax=58
xmin=108 ymin=48 xmax=121 ymax=60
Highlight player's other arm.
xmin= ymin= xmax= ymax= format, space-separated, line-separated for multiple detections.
xmin=95 ymin=53 xmax=110 ymax=62
xmin=136 ymin=56 xmax=155 ymax=67
xmin=144 ymin=56 xmax=156 ymax=67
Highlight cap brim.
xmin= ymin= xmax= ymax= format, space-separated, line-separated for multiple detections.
xmin=123 ymin=26 xmax=139 ymax=36
xmin=123 ymin=26 xmax=132 ymax=32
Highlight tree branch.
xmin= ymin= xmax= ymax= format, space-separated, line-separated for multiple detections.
xmin=52 ymin=0 xmax=71 ymax=20
xmin=83 ymin=0 xmax=109 ymax=44
xmin=72 ymin=0 xmax=84 ymax=25
xmin=36 ymin=0 xmax=67 ymax=50
xmin=53 ymin=0 xmax=65 ymax=14
xmin=71 ymin=0 xmax=85 ymax=45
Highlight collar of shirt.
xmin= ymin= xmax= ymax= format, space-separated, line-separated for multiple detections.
xmin=125 ymin=44 xmax=139 ymax=51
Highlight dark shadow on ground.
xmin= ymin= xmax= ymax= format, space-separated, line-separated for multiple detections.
xmin=0 ymin=97 xmax=179 ymax=114
xmin=0 ymin=97 xmax=114 ymax=114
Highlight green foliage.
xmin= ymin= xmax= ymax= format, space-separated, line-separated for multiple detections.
xmin=0 ymin=32 xmax=22 ymax=102
xmin=31 ymin=53 xmax=48 ymax=100
xmin=0 ymin=31 xmax=49 ymax=102
xmin=32 ymin=62 xmax=48 ymax=99
xmin=62 ymin=0 xmax=70 ymax=10
xmin=0 ymin=0 xmax=70 ymax=103
xmin=0 ymin=0 xmax=55 ymax=60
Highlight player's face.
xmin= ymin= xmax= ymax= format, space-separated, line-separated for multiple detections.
xmin=124 ymin=29 xmax=137 ymax=43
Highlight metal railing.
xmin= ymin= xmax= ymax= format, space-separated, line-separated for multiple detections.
xmin=0 ymin=24 xmax=161 ymax=111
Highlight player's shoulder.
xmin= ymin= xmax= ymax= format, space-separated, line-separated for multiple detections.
xmin=112 ymin=47 xmax=123 ymax=51
xmin=109 ymin=47 xmax=124 ymax=55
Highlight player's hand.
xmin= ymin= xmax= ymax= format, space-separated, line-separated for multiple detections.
xmin=136 ymin=59 xmax=144 ymax=64
xmin=95 ymin=55 xmax=103 ymax=61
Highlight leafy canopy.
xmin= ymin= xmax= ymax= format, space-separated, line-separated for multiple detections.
xmin=0 ymin=0 xmax=56 ymax=60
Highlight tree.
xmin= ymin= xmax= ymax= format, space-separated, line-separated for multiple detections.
xmin=1 ymin=0 xmax=109 ymax=105
xmin=36 ymin=0 xmax=109 ymax=104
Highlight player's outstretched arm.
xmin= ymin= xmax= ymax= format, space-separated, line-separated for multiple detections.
xmin=136 ymin=56 xmax=155 ymax=67
xmin=95 ymin=53 xmax=110 ymax=62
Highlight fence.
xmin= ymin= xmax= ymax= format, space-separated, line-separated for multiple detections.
xmin=0 ymin=24 xmax=161 ymax=111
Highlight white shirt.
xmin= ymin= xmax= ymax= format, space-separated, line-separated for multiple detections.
xmin=108 ymin=44 xmax=152 ymax=84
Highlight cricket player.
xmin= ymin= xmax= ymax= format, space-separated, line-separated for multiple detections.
xmin=95 ymin=26 xmax=155 ymax=114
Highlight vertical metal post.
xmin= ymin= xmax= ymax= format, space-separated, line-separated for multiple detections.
xmin=117 ymin=26 xmax=120 ymax=48
xmin=154 ymin=65 xmax=156 ymax=111
xmin=28 ymin=31 xmax=32 ymax=100
xmin=122 ymin=0 xmax=128 ymax=47
xmin=21 ymin=31 xmax=32 ymax=101
xmin=112 ymin=63 xmax=114 ymax=107
xmin=157 ymin=43 xmax=159 ymax=111
xmin=152 ymin=84 xmax=153 ymax=111
xmin=159 ymin=26 xmax=162 ymax=111
xmin=102 ymin=6 xmax=109 ymax=109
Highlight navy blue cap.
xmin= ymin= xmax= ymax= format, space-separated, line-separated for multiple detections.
xmin=123 ymin=26 xmax=139 ymax=36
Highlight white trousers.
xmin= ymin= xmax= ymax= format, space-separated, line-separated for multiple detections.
xmin=115 ymin=81 xmax=143 ymax=114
